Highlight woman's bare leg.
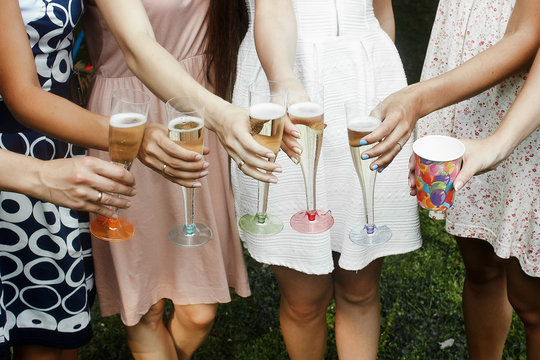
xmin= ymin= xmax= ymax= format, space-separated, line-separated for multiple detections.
xmin=168 ymin=303 xmax=217 ymax=360
xmin=506 ymin=256 xmax=540 ymax=359
xmin=456 ymin=237 xmax=512 ymax=360
xmin=272 ymin=265 xmax=333 ymax=360
xmin=333 ymin=255 xmax=384 ymax=360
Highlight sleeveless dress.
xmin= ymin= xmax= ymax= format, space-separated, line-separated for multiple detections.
xmin=0 ymin=0 xmax=94 ymax=349
xmin=231 ymin=0 xmax=422 ymax=274
xmin=418 ymin=0 xmax=539 ymax=277
xmin=84 ymin=0 xmax=251 ymax=326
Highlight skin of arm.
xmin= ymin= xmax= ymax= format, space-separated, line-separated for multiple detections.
xmin=452 ymin=48 xmax=540 ymax=191
xmin=363 ymin=0 xmax=540 ymax=170
xmin=254 ymin=0 xmax=304 ymax=163
xmin=373 ymin=0 xmax=395 ymax=42
xmin=0 ymin=149 xmax=136 ymax=218
xmin=94 ymin=0 xmax=282 ymax=183
xmin=0 ymin=0 xmax=109 ymax=151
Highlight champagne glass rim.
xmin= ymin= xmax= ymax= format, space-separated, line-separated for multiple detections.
xmin=111 ymin=88 xmax=151 ymax=105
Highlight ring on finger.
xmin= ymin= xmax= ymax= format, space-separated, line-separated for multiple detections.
xmin=396 ymin=141 xmax=403 ymax=151
xmin=237 ymin=160 xmax=246 ymax=169
xmin=96 ymin=191 xmax=103 ymax=203
xmin=162 ymin=163 xmax=167 ymax=175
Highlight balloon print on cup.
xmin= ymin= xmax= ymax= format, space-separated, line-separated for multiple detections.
xmin=412 ymin=135 xmax=465 ymax=211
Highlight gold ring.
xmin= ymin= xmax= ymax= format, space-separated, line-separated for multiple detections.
xmin=162 ymin=163 xmax=167 ymax=174
xmin=396 ymin=141 xmax=403 ymax=151
xmin=237 ymin=160 xmax=245 ymax=169
xmin=96 ymin=191 xmax=103 ymax=203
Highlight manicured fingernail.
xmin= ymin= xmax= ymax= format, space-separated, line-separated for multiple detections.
xmin=361 ymin=154 xmax=370 ymax=160
xmin=266 ymin=152 xmax=275 ymax=159
xmin=378 ymin=167 xmax=384 ymax=173
xmin=291 ymin=157 xmax=299 ymax=165
xmin=195 ymin=154 xmax=202 ymax=160
xmin=293 ymin=147 xmax=302 ymax=155
xmin=203 ymin=162 xmax=209 ymax=168
xmin=292 ymin=130 xmax=301 ymax=138
xmin=269 ymin=178 xmax=278 ymax=184
xmin=273 ymin=167 xmax=283 ymax=173
xmin=125 ymin=201 xmax=132 ymax=207
xmin=454 ymin=181 xmax=462 ymax=191
xmin=371 ymin=164 xmax=378 ymax=171
xmin=360 ymin=139 xmax=368 ymax=146
xmin=200 ymin=171 xmax=209 ymax=177
xmin=193 ymin=182 xmax=202 ymax=187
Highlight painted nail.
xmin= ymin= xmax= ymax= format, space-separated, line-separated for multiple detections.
xmin=360 ymin=139 xmax=368 ymax=146
xmin=273 ymin=167 xmax=283 ymax=173
xmin=269 ymin=178 xmax=278 ymax=184
xmin=200 ymin=171 xmax=209 ymax=177
xmin=291 ymin=157 xmax=299 ymax=165
xmin=193 ymin=182 xmax=202 ymax=187
xmin=203 ymin=162 xmax=209 ymax=168
xmin=361 ymin=154 xmax=370 ymax=160
xmin=266 ymin=152 xmax=276 ymax=159
xmin=195 ymin=154 xmax=202 ymax=160
xmin=371 ymin=164 xmax=378 ymax=171
xmin=292 ymin=130 xmax=301 ymax=138
xmin=293 ymin=147 xmax=302 ymax=155
xmin=378 ymin=167 xmax=384 ymax=173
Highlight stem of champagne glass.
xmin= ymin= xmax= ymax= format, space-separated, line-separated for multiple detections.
xmin=255 ymin=179 xmax=270 ymax=224
xmin=299 ymin=155 xmax=317 ymax=221
xmin=182 ymin=186 xmax=196 ymax=235
xmin=362 ymin=171 xmax=377 ymax=235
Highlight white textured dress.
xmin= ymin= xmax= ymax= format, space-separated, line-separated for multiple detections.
xmin=418 ymin=0 xmax=540 ymax=277
xmin=231 ymin=0 xmax=422 ymax=274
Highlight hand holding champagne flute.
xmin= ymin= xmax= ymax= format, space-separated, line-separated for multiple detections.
xmin=90 ymin=88 xmax=150 ymax=241
xmin=345 ymin=100 xmax=392 ymax=245
xmin=166 ymin=97 xmax=212 ymax=247
xmin=238 ymin=80 xmax=286 ymax=235
xmin=287 ymin=82 xmax=334 ymax=233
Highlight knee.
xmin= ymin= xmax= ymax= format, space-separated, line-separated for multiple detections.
xmin=174 ymin=304 xmax=217 ymax=330
xmin=138 ymin=299 xmax=167 ymax=327
xmin=464 ymin=262 xmax=506 ymax=286
xmin=335 ymin=285 xmax=379 ymax=309
xmin=508 ymin=295 xmax=540 ymax=329
xmin=281 ymin=295 xmax=331 ymax=323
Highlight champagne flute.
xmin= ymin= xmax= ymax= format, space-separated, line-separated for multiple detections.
xmin=90 ymin=88 xmax=150 ymax=241
xmin=166 ymin=97 xmax=212 ymax=247
xmin=288 ymin=82 xmax=334 ymax=233
xmin=345 ymin=100 xmax=392 ymax=245
xmin=238 ymin=80 xmax=286 ymax=235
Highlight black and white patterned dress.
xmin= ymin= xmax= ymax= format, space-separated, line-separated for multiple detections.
xmin=0 ymin=0 xmax=94 ymax=349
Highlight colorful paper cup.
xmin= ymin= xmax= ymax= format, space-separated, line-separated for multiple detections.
xmin=412 ymin=135 xmax=465 ymax=211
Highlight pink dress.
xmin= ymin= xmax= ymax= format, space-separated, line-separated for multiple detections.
xmin=84 ymin=0 xmax=251 ymax=326
xmin=418 ymin=0 xmax=539 ymax=277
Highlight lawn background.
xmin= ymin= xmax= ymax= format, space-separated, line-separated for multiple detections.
xmin=78 ymin=1 xmax=527 ymax=358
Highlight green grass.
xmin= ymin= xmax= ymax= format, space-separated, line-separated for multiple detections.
xmin=80 ymin=210 xmax=526 ymax=359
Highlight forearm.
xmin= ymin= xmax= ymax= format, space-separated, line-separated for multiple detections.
xmin=0 ymin=149 xmax=44 ymax=195
xmin=3 ymin=87 xmax=109 ymax=150
xmin=254 ymin=0 xmax=297 ymax=81
xmin=373 ymin=0 xmax=395 ymax=41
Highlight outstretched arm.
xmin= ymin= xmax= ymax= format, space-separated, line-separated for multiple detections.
xmin=254 ymin=0 xmax=303 ymax=163
xmin=363 ymin=0 xmax=540 ymax=170
xmin=0 ymin=0 xmax=109 ymax=150
xmin=94 ymin=0 xmax=281 ymax=183
xmin=0 ymin=150 xmax=136 ymax=218
xmin=453 ymin=48 xmax=540 ymax=190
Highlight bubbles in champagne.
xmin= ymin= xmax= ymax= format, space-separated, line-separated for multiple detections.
xmin=347 ymin=115 xmax=381 ymax=132
xmin=110 ymin=112 xmax=147 ymax=127
xmin=249 ymin=102 xmax=286 ymax=120
xmin=168 ymin=116 xmax=204 ymax=132
xmin=287 ymin=102 xmax=323 ymax=118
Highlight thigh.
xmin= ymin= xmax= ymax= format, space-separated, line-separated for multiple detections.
xmin=506 ymin=257 xmax=540 ymax=313
xmin=272 ymin=265 xmax=333 ymax=308
xmin=333 ymin=253 xmax=384 ymax=300
xmin=456 ymin=237 xmax=506 ymax=280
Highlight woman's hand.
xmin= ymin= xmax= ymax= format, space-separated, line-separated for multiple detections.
xmin=209 ymin=102 xmax=283 ymax=183
xmin=453 ymin=137 xmax=506 ymax=191
xmin=360 ymin=84 xmax=422 ymax=170
xmin=138 ymin=122 xmax=209 ymax=187
xmin=34 ymin=156 xmax=136 ymax=218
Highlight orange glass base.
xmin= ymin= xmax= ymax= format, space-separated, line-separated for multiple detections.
xmin=90 ymin=217 xmax=134 ymax=242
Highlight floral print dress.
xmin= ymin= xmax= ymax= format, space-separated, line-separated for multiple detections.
xmin=417 ymin=0 xmax=539 ymax=277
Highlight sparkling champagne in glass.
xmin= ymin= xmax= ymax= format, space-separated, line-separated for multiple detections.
xmin=345 ymin=101 xmax=392 ymax=245
xmin=90 ymin=88 xmax=150 ymax=241
xmin=288 ymin=82 xmax=334 ymax=233
xmin=166 ymin=97 xmax=212 ymax=247
xmin=238 ymin=80 xmax=286 ymax=235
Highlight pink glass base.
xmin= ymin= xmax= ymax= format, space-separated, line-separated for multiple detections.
xmin=290 ymin=210 xmax=334 ymax=234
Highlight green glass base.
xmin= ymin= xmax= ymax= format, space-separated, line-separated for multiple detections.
xmin=239 ymin=213 xmax=283 ymax=235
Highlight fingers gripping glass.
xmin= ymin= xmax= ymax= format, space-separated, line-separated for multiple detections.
xmin=90 ymin=88 xmax=150 ymax=241
xmin=345 ymin=101 xmax=392 ymax=245
xmin=238 ymin=81 xmax=286 ymax=235
xmin=288 ymin=82 xmax=334 ymax=233
xmin=166 ymin=97 xmax=212 ymax=247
